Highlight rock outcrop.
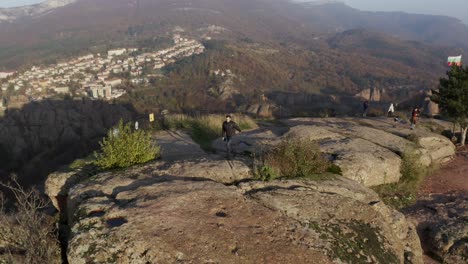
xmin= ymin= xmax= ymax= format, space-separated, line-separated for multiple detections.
xmin=213 ymin=117 xmax=455 ymax=186
xmin=0 ymin=99 xmax=134 ymax=184
xmin=43 ymin=117 xmax=458 ymax=263
xmin=356 ymin=87 xmax=386 ymax=102
xmin=246 ymin=103 xmax=277 ymax=118
xmin=63 ymin=169 xmax=423 ymax=264
xmin=403 ymin=193 xmax=468 ymax=264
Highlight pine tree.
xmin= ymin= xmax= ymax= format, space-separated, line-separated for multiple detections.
xmin=432 ymin=66 xmax=468 ymax=146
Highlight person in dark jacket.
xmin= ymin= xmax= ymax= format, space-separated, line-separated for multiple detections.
xmin=362 ymin=100 xmax=369 ymax=117
xmin=222 ymin=115 xmax=242 ymax=158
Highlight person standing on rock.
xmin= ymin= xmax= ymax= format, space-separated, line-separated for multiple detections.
xmin=362 ymin=100 xmax=369 ymax=117
xmin=410 ymin=107 xmax=420 ymax=130
xmin=222 ymin=115 xmax=242 ymax=158
xmin=387 ymin=103 xmax=395 ymax=117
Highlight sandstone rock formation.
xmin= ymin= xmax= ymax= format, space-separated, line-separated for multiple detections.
xmin=43 ymin=118 xmax=458 ymax=263
xmin=63 ymin=169 xmax=423 ymax=264
xmin=356 ymin=87 xmax=385 ymax=102
xmin=0 ymin=99 xmax=134 ymax=184
xmin=213 ymin=117 xmax=455 ymax=186
xmin=246 ymin=103 xmax=277 ymax=118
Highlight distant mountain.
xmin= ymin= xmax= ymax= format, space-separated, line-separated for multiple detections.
xmin=0 ymin=0 xmax=464 ymax=115
xmin=291 ymin=1 xmax=468 ymax=50
xmin=0 ymin=0 xmax=77 ymax=22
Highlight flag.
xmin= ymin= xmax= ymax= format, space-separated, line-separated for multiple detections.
xmin=447 ymin=55 xmax=462 ymax=66
xmin=149 ymin=113 xmax=155 ymax=122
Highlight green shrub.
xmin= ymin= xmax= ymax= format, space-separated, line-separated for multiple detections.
xmin=373 ymin=149 xmax=430 ymax=209
xmin=94 ymin=120 xmax=160 ymax=170
xmin=257 ymin=138 xmax=334 ymax=181
xmin=256 ymin=165 xmax=280 ymax=181
xmin=400 ymin=149 xmax=428 ymax=187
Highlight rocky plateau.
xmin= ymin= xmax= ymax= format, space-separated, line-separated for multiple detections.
xmin=38 ymin=117 xmax=465 ymax=263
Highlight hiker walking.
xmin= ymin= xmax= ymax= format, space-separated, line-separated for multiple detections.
xmin=362 ymin=100 xmax=369 ymax=117
xmin=222 ymin=115 xmax=242 ymax=158
xmin=387 ymin=103 xmax=395 ymax=117
xmin=410 ymin=107 xmax=420 ymax=130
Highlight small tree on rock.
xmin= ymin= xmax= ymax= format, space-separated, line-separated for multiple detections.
xmin=431 ymin=66 xmax=468 ymax=146
xmin=94 ymin=120 xmax=161 ymax=169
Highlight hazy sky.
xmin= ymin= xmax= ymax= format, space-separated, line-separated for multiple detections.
xmin=0 ymin=0 xmax=467 ymax=24
xmin=342 ymin=0 xmax=468 ymax=24
xmin=0 ymin=0 xmax=43 ymax=8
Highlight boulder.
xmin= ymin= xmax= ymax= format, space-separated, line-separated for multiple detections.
xmin=285 ymin=125 xmax=402 ymax=186
xmin=319 ymin=117 xmax=455 ymax=165
xmin=352 ymin=118 xmax=455 ymax=159
xmin=320 ymin=138 xmax=402 ymax=186
xmin=417 ymin=136 xmax=456 ymax=164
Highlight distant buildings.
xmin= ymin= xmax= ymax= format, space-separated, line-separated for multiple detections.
xmin=108 ymin=48 xmax=127 ymax=57
xmin=3 ymin=34 xmax=204 ymax=103
xmin=104 ymin=78 xmax=122 ymax=87
xmin=0 ymin=71 xmax=15 ymax=79
xmin=53 ymin=86 xmax=70 ymax=94
xmin=88 ymin=85 xmax=112 ymax=99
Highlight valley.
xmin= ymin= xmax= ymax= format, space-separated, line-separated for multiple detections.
xmin=0 ymin=1 xmax=466 ymax=264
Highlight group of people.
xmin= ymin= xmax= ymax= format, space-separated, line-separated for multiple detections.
xmin=362 ymin=101 xmax=420 ymax=130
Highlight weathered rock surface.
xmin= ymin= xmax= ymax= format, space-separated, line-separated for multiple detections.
xmin=43 ymin=118 xmax=458 ymax=263
xmin=215 ymin=117 xmax=455 ymax=186
xmin=322 ymin=137 xmax=402 ymax=186
xmin=45 ymin=166 xmax=95 ymax=212
xmin=240 ymin=178 xmax=423 ymax=264
xmin=45 ymin=131 xmax=252 ymax=213
xmin=212 ymin=127 xmax=285 ymax=155
xmin=65 ymin=170 xmax=423 ymax=264
xmin=154 ymin=130 xmax=207 ymax=161
xmin=352 ymin=118 xmax=456 ymax=164
xmin=403 ymin=193 xmax=468 ymax=264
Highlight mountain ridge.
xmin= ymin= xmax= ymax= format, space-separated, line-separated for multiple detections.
xmin=0 ymin=0 xmax=77 ymax=22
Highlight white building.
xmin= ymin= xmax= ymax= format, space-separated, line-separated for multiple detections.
xmin=78 ymin=54 xmax=94 ymax=61
xmin=0 ymin=72 xmax=15 ymax=79
xmin=53 ymin=87 xmax=70 ymax=94
xmin=89 ymin=85 xmax=112 ymax=99
xmin=153 ymin=62 xmax=166 ymax=70
xmin=108 ymin=48 xmax=127 ymax=57
xmin=104 ymin=78 xmax=122 ymax=87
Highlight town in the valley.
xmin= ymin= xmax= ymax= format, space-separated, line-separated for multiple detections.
xmin=0 ymin=34 xmax=205 ymax=112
